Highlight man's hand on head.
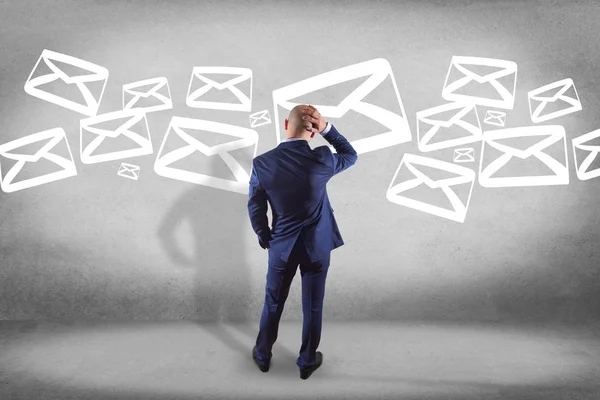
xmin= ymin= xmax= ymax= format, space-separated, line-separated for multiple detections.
xmin=302 ymin=105 xmax=327 ymax=133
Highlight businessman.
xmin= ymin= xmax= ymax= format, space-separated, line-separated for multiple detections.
xmin=248 ymin=104 xmax=357 ymax=379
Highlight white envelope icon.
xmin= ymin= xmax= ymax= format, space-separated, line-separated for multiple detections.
xmin=24 ymin=49 xmax=109 ymax=117
xmin=272 ymin=58 xmax=411 ymax=154
xmin=123 ymin=77 xmax=172 ymax=113
xmin=528 ymin=78 xmax=582 ymax=123
xmin=386 ymin=153 xmax=475 ymax=223
xmin=572 ymin=128 xmax=600 ymax=181
xmin=479 ymin=125 xmax=569 ymax=187
xmin=417 ymin=102 xmax=482 ymax=152
xmin=484 ymin=110 xmax=506 ymax=127
xmin=249 ymin=109 xmax=272 ymax=128
xmin=117 ymin=163 xmax=140 ymax=180
xmin=454 ymin=148 xmax=475 ymax=163
xmin=186 ymin=66 xmax=252 ymax=111
xmin=442 ymin=56 xmax=518 ymax=110
xmin=0 ymin=128 xmax=77 ymax=193
xmin=80 ymin=109 xmax=153 ymax=164
xmin=154 ymin=117 xmax=258 ymax=194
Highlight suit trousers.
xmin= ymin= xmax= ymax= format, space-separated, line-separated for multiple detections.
xmin=254 ymin=234 xmax=330 ymax=369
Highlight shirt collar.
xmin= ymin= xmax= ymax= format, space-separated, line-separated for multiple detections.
xmin=281 ymin=137 xmax=308 ymax=143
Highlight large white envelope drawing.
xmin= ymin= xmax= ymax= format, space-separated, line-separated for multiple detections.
xmin=484 ymin=110 xmax=507 ymax=127
xmin=154 ymin=117 xmax=258 ymax=194
xmin=272 ymin=58 xmax=411 ymax=154
xmin=479 ymin=125 xmax=569 ymax=187
xmin=249 ymin=109 xmax=272 ymax=128
xmin=454 ymin=148 xmax=475 ymax=163
xmin=117 ymin=162 xmax=140 ymax=180
xmin=123 ymin=77 xmax=172 ymax=113
xmin=0 ymin=128 xmax=77 ymax=193
xmin=386 ymin=153 xmax=475 ymax=223
xmin=417 ymin=102 xmax=482 ymax=152
xmin=572 ymin=128 xmax=600 ymax=181
xmin=80 ymin=109 xmax=153 ymax=164
xmin=442 ymin=56 xmax=518 ymax=110
xmin=186 ymin=66 xmax=252 ymax=111
xmin=528 ymin=78 xmax=582 ymax=123
xmin=24 ymin=49 xmax=109 ymax=116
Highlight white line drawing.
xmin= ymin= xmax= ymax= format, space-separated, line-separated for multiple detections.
xmin=572 ymin=128 xmax=600 ymax=181
xmin=272 ymin=58 xmax=411 ymax=154
xmin=417 ymin=102 xmax=482 ymax=152
xmin=154 ymin=117 xmax=258 ymax=194
xmin=80 ymin=109 xmax=153 ymax=164
xmin=484 ymin=110 xmax=506 ymax=127
xmin=249 ymin=109 xmax=272 ymax=128
xmin=528 ymin=78 xmax=582 ymax=123
xmin=185 ymin=66 xmax=252 ymax=111
xmin=0 ymin=128 xmax=77 ymax=193
xmin=386 ymin=153 xmax=475 ymax=223
xmin=442 ymin=56 xmax=518 ymax=110
xmin=123 ymin=77 xmax=173 ymax=113
xmin=117 ymin=162 xmax=140 ymax=180
xmin=24 ymin=49 xmax=109 ymax=117
xmin=479 ymin=125 xmax=569 ymax=187
xmin=454 ymin=148 xmax=475 ymax=163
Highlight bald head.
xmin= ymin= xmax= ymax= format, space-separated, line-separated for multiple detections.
xmin=284 ymin=105 xmax=314 ymax=140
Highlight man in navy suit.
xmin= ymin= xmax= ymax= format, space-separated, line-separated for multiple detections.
xmin=248 ymin=104 xmax=357 ymax=379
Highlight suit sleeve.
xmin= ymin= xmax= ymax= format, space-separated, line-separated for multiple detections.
xmin=247 ymin=159 xmax=272 ymax=249
xmin=321 ymin=124 xmax=358 ymax=176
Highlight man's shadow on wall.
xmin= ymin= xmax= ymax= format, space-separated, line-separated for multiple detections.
xmin=156 ymin=154 xmax=257 ymax=356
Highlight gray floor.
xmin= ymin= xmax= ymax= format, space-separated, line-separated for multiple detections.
xmin=1 ymin=320 xmax=599 ymax=400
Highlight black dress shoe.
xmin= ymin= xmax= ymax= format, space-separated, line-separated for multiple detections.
xmin=299 ymin=351 xmax=323 ymax=380
xmin=252 ymin=346 xmax=271 ymax=372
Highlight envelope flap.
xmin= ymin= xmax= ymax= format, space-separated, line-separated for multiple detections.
xmin=485 ymin=126 xmax=564 ymax=158
xmin=124 ymin=79 xmax=165 ymax=96
xmin=82 ymin=112 xmax=145 ymax=138
xmin=193 ymin=68 xmax=251 ymax=90
xmin=119 ymin=163 xmax=140 ymax=171
xmin=529 ymin=79 xmax=575 ymax=100
xmin=273 ymin=58 xmax=391 ymax=118
xmin=452 ymin=56 xmax=517 ymax=81
xmin=405 ymin=157 xmax=473 ymax=188
xmin=0 ymin=129 xmax=64 ymax=162
xmin=486 ymin=110 xmax=506 ymax=118
xmin=418 ymin=103 xmax=473 ymax=127
xmin=170 ymin=118 xmax=257 ymax=156
xmin=0 ymin=137 xmax=53 ymax=160
xmin=42 ymin=49 xmax=108 ymax=83
xmin=455 ymin=148 xmax=474 ymax=155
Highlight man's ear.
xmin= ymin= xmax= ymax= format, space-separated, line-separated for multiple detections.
xmin=284 ymin=119 xmax=288 ymax=131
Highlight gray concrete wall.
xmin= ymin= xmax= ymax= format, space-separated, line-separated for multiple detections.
xmin=1 ymin=0 xmax=599 ymax=322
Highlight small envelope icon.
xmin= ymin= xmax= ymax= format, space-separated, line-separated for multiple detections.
xmin=484 ymin=110 xmax=506 ymax=127
xmin=24 ymin=49 xmax=109 ymax=116
xmin=442 ymin=56 xmax=518 ymax=110
xmin=117 ymin=163 xmax=140 ymax=180
xmin=186 ymin=66 xmax=252 ymax=111
xmin=80 ymin=109 xmax=153 ymax=164
xmin=528 ymin=78 xmax=582 ymax=123
xmin=417 ymin=102 xmax=482 ymax=152
xmin=479 ymin=125 xmax=569 ymax=187
xmin=454 ymin=148 xmax=475 ymax=163
xmin=572 ymin=128 xmax=600 ymax=181
xmin=0 ymin=128 xmax=77 ymax=193
xmin=249 ymin=110 xmax=272 ymax=128
xmin=154 ymin=117 xmax=258 ymax=194
xmin=273 ymin=58 xmax=411 ymax=154
xmin=386 ymin=153 xmax=475 ymax=223
xmin=123 ymin=77 xmax=172 ymax=113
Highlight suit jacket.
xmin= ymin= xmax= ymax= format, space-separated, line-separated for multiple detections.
xmin=248 ymin=125 xmax=358 ymax=263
